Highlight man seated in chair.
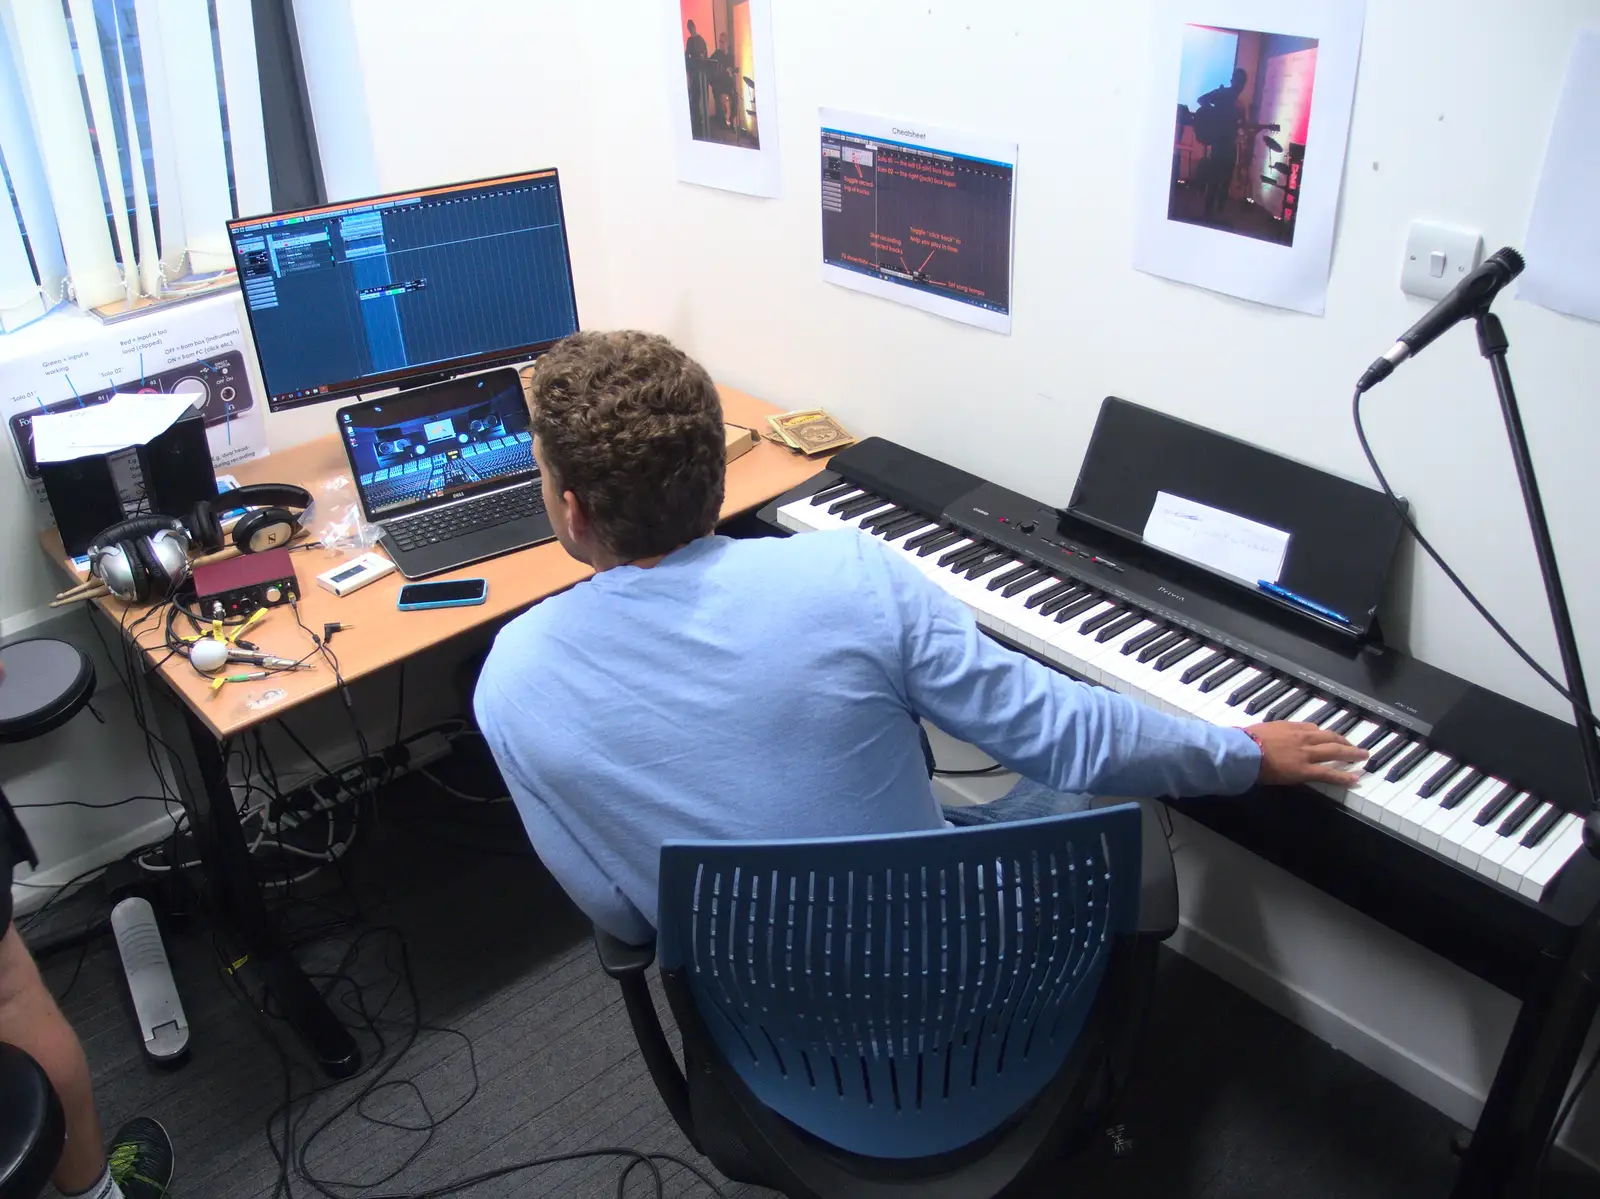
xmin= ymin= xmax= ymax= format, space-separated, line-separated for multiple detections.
xmin=474 ymin=331 xmax=1365 ymax=945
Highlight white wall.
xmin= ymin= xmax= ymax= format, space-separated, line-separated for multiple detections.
xmin=334 ymin=0 xmax=1600 ymax=723
xmin=292 ymin=0 xmax=378 ymax=202
xmin=317 ymin=0 xmax=1600 ymax=1162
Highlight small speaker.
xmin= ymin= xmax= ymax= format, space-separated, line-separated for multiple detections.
xmin=139 ymin=409 xmax=218 ymax=518
xmin=40 ymin=455 xmax=124 ymax=557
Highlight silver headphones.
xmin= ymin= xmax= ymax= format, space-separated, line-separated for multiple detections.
xmin=87 ymin=518 xmax=192 ymax=602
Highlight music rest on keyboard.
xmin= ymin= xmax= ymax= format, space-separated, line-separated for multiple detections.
xmin=385 ymin=484 xmax=546 ymax=553
xmin=766 ymin=436 xmax=1596 ymax=917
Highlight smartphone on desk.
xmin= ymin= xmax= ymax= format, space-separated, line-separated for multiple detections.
xmin=396 ymin=578 xmax=488 ymax=611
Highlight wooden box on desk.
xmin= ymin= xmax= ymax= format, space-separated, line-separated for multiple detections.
xmin=724 ymin=423 xmax=759 ymax=463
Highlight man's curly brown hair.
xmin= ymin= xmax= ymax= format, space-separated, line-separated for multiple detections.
xmin=529 ymin=331 xmax=725 ymax=560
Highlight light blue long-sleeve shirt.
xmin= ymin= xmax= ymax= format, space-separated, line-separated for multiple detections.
xmin=474 ymin=531 xmax=1260 ymax=942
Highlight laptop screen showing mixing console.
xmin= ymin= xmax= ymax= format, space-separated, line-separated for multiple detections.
xmin=228 ymin=170 xmax=579 ymax=412
xmin=339 ymin=372 xmax=535 ymax=517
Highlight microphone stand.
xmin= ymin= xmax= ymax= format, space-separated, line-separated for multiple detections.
xmin=1473 ymin=308 xmax=1600 ymax=850
xmin=1449 ymin=307 xmax=1600 ymax=1198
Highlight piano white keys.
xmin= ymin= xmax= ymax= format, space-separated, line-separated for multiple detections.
xmin=1158 ymin=654 xmax=1240 ymax=717
xmin=776 ymin=494 xmax=853 ymax=532
xmin=1417 ymin=775 xmax=1494 ymax=851
xmin=1438 ymin=781 xmax=1513 ymax=862
xmin=1377 ymin=751 xmax=1453 ymax=833
xmin=1273 ymin=691 xmax=1324 ymax=720
xmin=1457 ymin=792 xmax=1529 ymax=873
xmin=1520 ymin=816 xmax=1589 ymax=899
xmin=1322 ymin=758 xmax=1402 ymax=817
xmin=1043 ymin=602 xmax=1122 ymax=682
xmin=1499 ymin=811 xmax=1578 ymax=890
xmin=1146 ymin=646 xmax=1221 ymax=716
xmin=1395 ymin=760 xmax=1471 ymax=842
xmin=839 ymin=503 xmax=897 ymax=533
xmin=1194 ymin=667 xmax=1272 ymax=727
xmin=1479 ymin=804 xmax=1543 ymax=876
xmin=1121 ymin=631 xmax=1202 ymax=715
xmin=1001 ymin=578 xmax=1069 ymax=656
xmin=1085 ymin=620 xmax=1165 ymax=704
xmin=1095 ymin=628 xmax=1176 ymax=710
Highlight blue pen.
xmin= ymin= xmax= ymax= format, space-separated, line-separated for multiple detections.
xmin=1257 ymin=580 xmax=1354 ymax=627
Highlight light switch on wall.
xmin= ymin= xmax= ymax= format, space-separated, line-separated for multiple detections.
xmin=1402 ymin=222 xmax=1484 ymax=300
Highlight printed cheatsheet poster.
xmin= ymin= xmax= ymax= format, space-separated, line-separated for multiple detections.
xmin=819 ymin=108 xmax=1017 ymax=334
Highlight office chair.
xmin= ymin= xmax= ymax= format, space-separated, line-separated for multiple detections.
xmin=0 ymin=1043 xmax=65 ymax=1198
xmin=595 ymin=802 xmax=1178 ymax=1198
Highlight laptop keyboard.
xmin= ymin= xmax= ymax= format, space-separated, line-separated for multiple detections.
xmin=386 ymin=486 xmax=546 ymax=553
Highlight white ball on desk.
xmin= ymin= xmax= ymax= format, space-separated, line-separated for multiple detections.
xmin=190 ymin=639 xmax=230 ymax=674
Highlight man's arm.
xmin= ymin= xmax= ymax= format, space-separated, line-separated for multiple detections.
xmin=474 ymin=675 xmax=655 ymax=945
xmin=866 ymin=542 xmax=1360 ymax=797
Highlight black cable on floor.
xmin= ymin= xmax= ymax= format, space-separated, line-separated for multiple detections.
xmin=203 ymin=811 xmax=718 ymax=1199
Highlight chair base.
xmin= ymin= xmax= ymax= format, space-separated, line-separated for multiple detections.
xmin=0 ymin=1042 xmax=66 ymax=1199
xmin=666 ymin=937 xmax=1160 ymax=1199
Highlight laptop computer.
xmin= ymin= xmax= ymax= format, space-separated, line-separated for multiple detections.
xmin=336 ymin=368 xmax=554 ymax=578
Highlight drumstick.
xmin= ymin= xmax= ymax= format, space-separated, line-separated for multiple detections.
xmin=49 ymin=584 xmax=109 ymax=607
xmin=54 ymin=578 xmax=102 ymax=601
xmin=191 ymin=543 xmax=242 ymax=568
xmin=191 ymin=528 xmax=309 ymax=568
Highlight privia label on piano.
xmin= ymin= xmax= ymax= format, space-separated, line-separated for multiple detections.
xmin=1158 ymin=586 xmax=1186 ymax=603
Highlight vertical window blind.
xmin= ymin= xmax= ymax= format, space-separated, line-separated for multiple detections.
xmin=0 ymin=0 xmax=270 ymax=330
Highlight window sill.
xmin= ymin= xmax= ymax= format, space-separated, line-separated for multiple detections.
xmin=0 ymin=303 xmax=103 ymax=368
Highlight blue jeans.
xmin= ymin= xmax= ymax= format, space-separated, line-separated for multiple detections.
xmin=941 ymin=777 xmax=1094 ymax=826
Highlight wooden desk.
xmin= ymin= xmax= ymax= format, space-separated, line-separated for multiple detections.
xmin=45 ymin=385 xmax=823 ymax=739
xmin=43 ymin=383 xmax=824 ymax=1076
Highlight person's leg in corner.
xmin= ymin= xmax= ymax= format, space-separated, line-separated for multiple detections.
xmin=0 ymin=919 xmax=104 ymax=1194
xmin=0 ymin=924 xmax=175 ymax=1199
xmin=941 ymin=776 xmax=1095 ymax=826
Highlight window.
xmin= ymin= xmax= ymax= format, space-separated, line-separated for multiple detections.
xmin=0 ymin=0 xmax=272 ymax=329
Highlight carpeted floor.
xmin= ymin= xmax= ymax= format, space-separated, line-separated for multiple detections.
xmin=27 ymin=754 xmax=1599 ymax=1199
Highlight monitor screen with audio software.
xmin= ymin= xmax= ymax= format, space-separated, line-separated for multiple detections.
xmin=228 ymin=169 xmax=579 ymax=412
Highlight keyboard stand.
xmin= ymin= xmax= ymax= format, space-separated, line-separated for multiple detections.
xmin=145 ymin=673 xmax=361 ymax=1077
xmin=1451 ymin=903 xmax=1600 ymax=1194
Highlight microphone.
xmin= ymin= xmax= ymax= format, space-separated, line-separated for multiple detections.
xmin=1357 ymin=246 xmax=1526 ymax=392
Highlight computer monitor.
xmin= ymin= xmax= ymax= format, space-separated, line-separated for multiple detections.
xmin=227 ymin=169 xmax=579 ymax=413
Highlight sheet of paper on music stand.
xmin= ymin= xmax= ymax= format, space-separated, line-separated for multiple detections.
xmin=1519 ymin=28 xmax=1600 ymax=324
xmin=31 ymin=393 xmax=196 ymax=463
xmin=1142 ymin=491 xmax=1290 ymax=584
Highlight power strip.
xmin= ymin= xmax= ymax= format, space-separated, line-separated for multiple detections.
xmin=252 ymin=730 xmax=456 ymax=834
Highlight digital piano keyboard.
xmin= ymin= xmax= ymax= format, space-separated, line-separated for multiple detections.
xmin=759 ymin=436 xmax=1600 ymax=995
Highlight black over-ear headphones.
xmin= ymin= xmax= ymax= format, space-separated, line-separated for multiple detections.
xmin=188 ymin=484 xmax=312 ymax=556
xmin=87 ymin=516 xmax=192 ymax=603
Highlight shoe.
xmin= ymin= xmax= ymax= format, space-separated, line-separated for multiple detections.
xmin=107 ymin=1117 xmax=174 ymax=1198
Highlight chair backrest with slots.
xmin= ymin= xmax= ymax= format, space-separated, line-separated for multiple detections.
xmin=655 ymin=805 xmax=1143 ymax=1159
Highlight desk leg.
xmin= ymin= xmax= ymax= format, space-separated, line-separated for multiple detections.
xmin=1451 ymin=910 xmax=1600 ymax=1197
xmin=147 ymin=677 xmax=363 ymax=1079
